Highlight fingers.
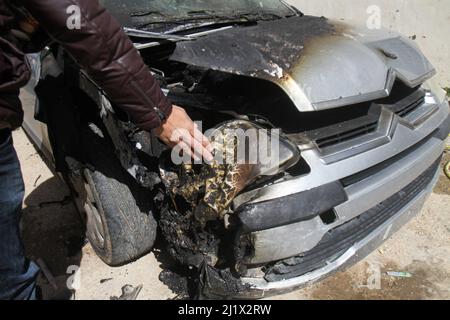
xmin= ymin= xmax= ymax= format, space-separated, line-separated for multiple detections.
xmin=177 ymin=140 xmax=200 ymax=162
xmin=162 ymin=105 xmax=214 ymax=162
xmin=191 ymin=133 xmax=213 ymax=162
xmin=178 ymin=112 xmax=213 ymax=161
xmin=195 ymin=125 xmax=214 ymax=153
xmin=193 ymin=131 xmax=214 ymax=162
xmin=171 ymin=127 xmax=213 ymax=163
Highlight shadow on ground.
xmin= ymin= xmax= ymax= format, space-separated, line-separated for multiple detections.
xmin=21 ymin=176 xmax=85 ymax=300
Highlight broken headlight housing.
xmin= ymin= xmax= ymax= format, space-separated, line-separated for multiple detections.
xmin=159 ymin=120 xmax=301 ymax=224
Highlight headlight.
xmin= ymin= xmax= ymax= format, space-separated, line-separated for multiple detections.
xmin=159 ymin=120 xmax=301 ymax=224
xmin=206 ymin=120 xmax=301 ymax=176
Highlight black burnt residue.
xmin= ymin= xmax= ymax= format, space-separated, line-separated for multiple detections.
xmin=197 ymin=263 xmax=251 ymax=299
xmin=158 ymin=202 xmax=249 ymax=299
xmin=170 ymin=16 xmax=335 ymax=79
xmin=158 ymin=202 xmax=222 ymax=268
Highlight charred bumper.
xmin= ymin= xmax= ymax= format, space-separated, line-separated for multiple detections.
xmin=233 ymin=181 xmax=347 ymax=234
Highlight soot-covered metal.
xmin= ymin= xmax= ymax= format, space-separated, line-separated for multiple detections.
xmin=170 ymin=16 xmax=335 ymax=81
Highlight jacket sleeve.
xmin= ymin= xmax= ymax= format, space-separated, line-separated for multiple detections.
xmin=19 ymin=0 xmax=172 ymax=130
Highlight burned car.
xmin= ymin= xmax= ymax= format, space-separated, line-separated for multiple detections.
xmin=21 ymin=0 xmax=450 ymax=298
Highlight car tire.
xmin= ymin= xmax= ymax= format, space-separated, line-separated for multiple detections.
xmin=79 ymin=122 xmax=157 ymax=266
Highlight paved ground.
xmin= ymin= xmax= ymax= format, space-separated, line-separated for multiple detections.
xmin=13 ymin=128 xmax=450 ymax=300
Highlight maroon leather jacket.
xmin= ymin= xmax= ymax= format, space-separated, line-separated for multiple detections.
xmin=0 ymin=0 xmax=172 ymax=130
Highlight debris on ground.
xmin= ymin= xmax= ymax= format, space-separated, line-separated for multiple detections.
xmin=110 ymin=284 xmax=143 ymax=300
xmin=386 ymin=271 xmax=413 ymax=278
xmin=100 ymin=278 xmax=113 ymax=284
xmin=196 ymin=263 xmax=251 ymax=299
xmin=33 ymin=174 xmax=42 ymax=187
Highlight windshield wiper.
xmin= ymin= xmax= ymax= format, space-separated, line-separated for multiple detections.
xmin=138 ymin=13 xmax=278 ymax=29
xmin=231 ymin=11 xmax=284 ymax=21
xmin=182 ymin=10 xmax=285 ymax=23
xmin=130 ymin=9 xmax=222 ymax=26
xmin=123 ymin=27 xmax=192 ymax=41
xmin=187 ymin=10 xmax=218 ymax=16
xmin=130 ymin=10 xmax=167 ymax=18
xmin=133 ymin=8 xmax=296 ymax=31
xmin=125 ymin=24 xmax=236 ymax=50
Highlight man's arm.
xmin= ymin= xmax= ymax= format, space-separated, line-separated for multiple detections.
xmin=19 ymin=0 xmax=170 ymax=130
xmin=18 ymin=0 xmax=213 ymax=160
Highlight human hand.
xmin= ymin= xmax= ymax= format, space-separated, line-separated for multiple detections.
xmin=153 ymin=105 xmax=214 ymax=162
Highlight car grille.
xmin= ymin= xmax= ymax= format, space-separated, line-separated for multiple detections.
xmin=264 ymin=158 xmax=440 ymax=282
xmin=315 ymin=121 xmax=379 ymax=149
xmin=305 ymin=106 xmax=381 ymax=152
xmin=307 ymin=85 xmax=425 ymax=152
xmin=382 ymin=88 xmax=425 ymax=118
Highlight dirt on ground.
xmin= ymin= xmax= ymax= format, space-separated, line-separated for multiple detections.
xmin=13 ymin=128 xmax=450 ymax=300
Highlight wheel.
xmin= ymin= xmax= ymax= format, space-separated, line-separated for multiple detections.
xmin=77 ymin=122 xmax=158 ymax=266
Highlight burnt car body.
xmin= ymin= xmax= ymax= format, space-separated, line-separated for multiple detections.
xmin=21 ymin=0 xmax=450 ymax=298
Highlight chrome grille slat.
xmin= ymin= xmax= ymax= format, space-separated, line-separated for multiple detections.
xmin=306 ymin=85 xmax=427 ymax=153
xmin=316 ymin=122 xmax=379 ymax=149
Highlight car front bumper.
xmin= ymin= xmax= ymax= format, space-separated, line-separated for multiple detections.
xmin=236 ymin=163 xmax=441 ymax=299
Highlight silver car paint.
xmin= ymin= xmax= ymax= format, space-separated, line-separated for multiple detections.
xmin=288 ymin=25 xmax=436 ymax=111
xmin=22 ymin=51 xmax=62 ymax=160
xmin=238 ymin=168 xmax=440 ymax=298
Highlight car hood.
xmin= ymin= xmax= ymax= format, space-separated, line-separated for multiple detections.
xmin=170 ymin=16 xmax=435 ymax=112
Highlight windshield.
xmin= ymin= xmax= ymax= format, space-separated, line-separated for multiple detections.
xmin=100 ymin=0 xmax=295 ymax=27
